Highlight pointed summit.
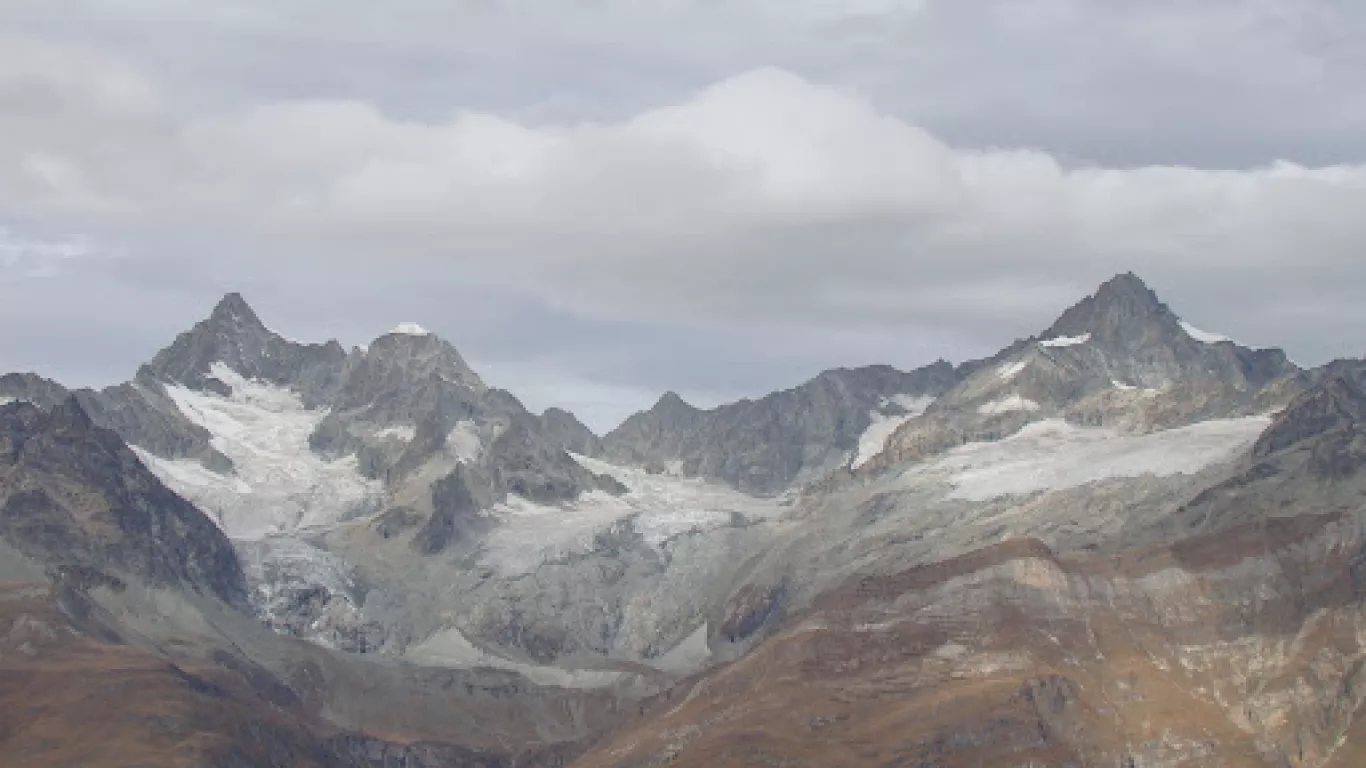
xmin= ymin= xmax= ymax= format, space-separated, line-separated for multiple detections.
xmin=539 ymin=406 xmax=603 ymax=456
xmin=209 ymin=291 xmax=261 ymax=325
xmin=143 ymin=292 xmax=347 ymax=398
xmin=655 ymin=391 xmax=694 ymax=411
xmin=1018 ymin=270 xmax=1297 ymax=392
xmin=1041 ymin=272 xmax=1179 ymax=345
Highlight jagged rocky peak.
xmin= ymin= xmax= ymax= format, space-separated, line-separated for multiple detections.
xmin=145 ymin=291 xmax=348 ymax=401
xmin=1023 ymin=271 xmax=1297 ymax=389
xmin=603 ymin=361 xmax=964 ymax=494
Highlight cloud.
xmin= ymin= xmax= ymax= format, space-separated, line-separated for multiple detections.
xmin=1 ymin=8 xmax=1365 ymax=426
xmin=0 ymin=226 xmax=100 ymax=281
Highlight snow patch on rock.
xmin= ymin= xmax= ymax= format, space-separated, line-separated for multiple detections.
xmin=1180 ymin=319 xmax=1232 ymax=344
xmin=996 ymin=360 xmax=1028 ymax=380
xmin=388 ymin=322 xmax=430 ymax=336
xmin=977 ymin=395 xmax=1041 ymax=415
xmin=1039 ymin=333 xmax=1091 ymax=348
xmin=852 ymin=394 xmax=935 ymax=469
xmin=146 ymin=362 xmax=381 ymax=539
xmin=445 ymin=421 xmax=483 ymax=463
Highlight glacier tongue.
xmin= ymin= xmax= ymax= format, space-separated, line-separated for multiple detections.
xmin=144 ymin=362 xmax=381 ymax=539
xmin=897 ymin=416 xmax=1270 ymax=501
xmin=477 ymin=453 xmax=788 ymax=576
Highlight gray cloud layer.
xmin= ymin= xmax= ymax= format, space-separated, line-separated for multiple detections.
xmin=2 ymin=1 xmax=1365 ymax=430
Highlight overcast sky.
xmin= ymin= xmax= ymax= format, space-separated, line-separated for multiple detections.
xmin=3 ymin=0 xmax=1366 ymax=430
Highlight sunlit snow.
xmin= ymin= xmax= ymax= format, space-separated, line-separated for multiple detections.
xmin=1039 ymin=333 xmax=1091 ymax=348
xmin=388 ymin=322 xmax=430 ymax=336
xmin=898 ymin=416 xmax=1268 ymax=501
xmin=478 ymin=454 xmax=786 ymax=575
xmin=851 ymin=394 xmax=935 ymax=469
xmin=142 ymin=362 xmax=381 ymax=539
xmin=977 ymin=395 xmax=1040 ymax=415
xmin=1179 ymin=319 xmax=1232 ymax=344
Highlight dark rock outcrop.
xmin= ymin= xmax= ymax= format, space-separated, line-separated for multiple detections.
xmin=0 ymin=397 xmax=247 ymax=607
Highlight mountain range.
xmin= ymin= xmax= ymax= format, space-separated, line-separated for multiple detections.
xmin=4 ymin=272 xmax=1366 ymax=766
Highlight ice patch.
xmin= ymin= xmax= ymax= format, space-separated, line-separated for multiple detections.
xmin=388 ymin=322 xmax=429 ymax=336
xmin=977 ymin=395 xmax=1040 ymax=415
xmin=406 ymin=626 xmax=625 ymax=688
xmin=851 ymin=394 xmax=935 ymax=469
xmin=478 ymin=454 xmax=785 ymax=575
xmin=0 ymin=396 xmax=17 ymax=406
xmin=1039 ymin=333 xmax=1091 ymax=348
xmin=898 ymin=416 xmax=1269 ymax=501
xmin=147 ymin=362 xmax=381 ymax=539
xmin=996 ymin=360 xmax=1028 ymax=380
xmin=1179 ymin=320 xmax=1232 ymax=344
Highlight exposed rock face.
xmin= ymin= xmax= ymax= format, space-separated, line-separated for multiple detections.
xmin=13 ymin=272 xmax=1366 ymax=767
xmin=0 ymin=397 xmax=247 ymax=607
xmin=0 ymin=371 xmax=70 ymax=409
xmin=0 ymin=370 xmax=231 ymax=470
xmin=1253 ymin=367 xmax=1366 ymax=459
xmin=603 ymin=362 xmax=961 ymax=494
xmin=145 ymin=292 xmax=350 ymax=406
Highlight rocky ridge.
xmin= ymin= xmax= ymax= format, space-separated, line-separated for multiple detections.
xmin=7 ymin=273 xmax=1366 ymax=766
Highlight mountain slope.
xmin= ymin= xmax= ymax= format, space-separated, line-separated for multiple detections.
xmin=0 ymin=397 xmax=626 ymax=767
xmin=9 ymin=271 xmax=1366 ymax=766
xmin=868 ymin=272 xmax=1303 ymax=471
xmin=0 ymin=397 xmax=246 ymax=606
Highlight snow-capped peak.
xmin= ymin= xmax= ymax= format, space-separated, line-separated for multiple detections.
xmin=388 ymin=322 xmax=430 ymax=336
xmin=1179 ymin=319 xmax=1231 ymax=344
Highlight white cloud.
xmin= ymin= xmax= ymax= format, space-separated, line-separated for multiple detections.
xmin=8 ymin=48 xmax=1360 ymax=335
xmin=0 ymin=227 xmax=99 ymax=281
xmin=1 ymin=10 xmax=1366 ymax=424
